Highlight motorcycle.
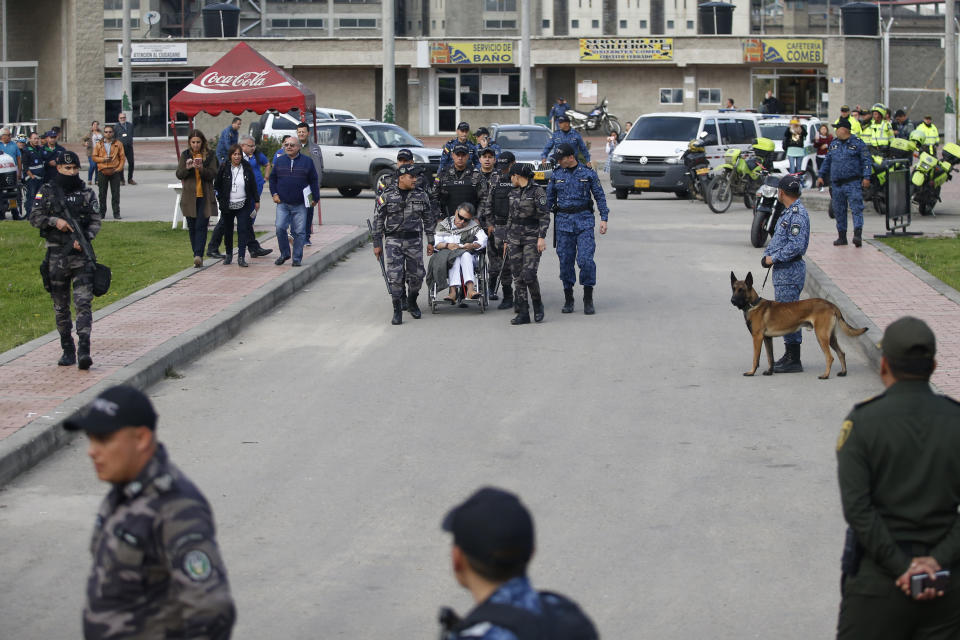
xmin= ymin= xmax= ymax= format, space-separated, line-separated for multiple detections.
xmin=749 ymin=173 xmax=786 ymax=248
xmin=911 ymin=142 xmax=960 ymax=216
xmin=863 ymin=137 xmax=915 ymax=216
xmin=681 ymin=138 xmax=713 ymax=202
xmin=565 ymin=97 xmax=622 ymax=136
xmin=707 ymin=137 xmax=777 ymax=214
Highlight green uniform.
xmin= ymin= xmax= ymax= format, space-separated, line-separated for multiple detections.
xmin=835 ymin=380 xmax=960 ymax=639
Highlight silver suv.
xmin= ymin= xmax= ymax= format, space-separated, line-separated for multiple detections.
xmin=314 ymin=120 xmax=442 ymax=197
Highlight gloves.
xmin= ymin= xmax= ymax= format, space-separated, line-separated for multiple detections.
xmin=761 ymin=256 xmax=771 ymax=268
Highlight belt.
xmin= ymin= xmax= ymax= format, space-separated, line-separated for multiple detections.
xmin=557 ymin=205 xmax=592 ymax=214
xmin=510 ymin=217 xmax=540 ymax=227
xmin=779 ymin=255 xmax=804 ymax=264
xmin=832 ymin=176 xmax=860 ymax=186
xmin=384 ymin=231 xmax=420 ymax=240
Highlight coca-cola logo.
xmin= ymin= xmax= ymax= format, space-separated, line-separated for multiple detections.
xmin=199 ymin=71 xmax=270 ymax=89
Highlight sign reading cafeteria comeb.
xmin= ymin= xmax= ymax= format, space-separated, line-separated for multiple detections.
xmin=742 ymin=39 xmax=824 ymax=64
xmin=579 ymin=38 xmax=674 ymax=61
xmin=430 ymin=42 xmax=514 ymax=64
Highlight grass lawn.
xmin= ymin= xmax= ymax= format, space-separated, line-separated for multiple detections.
xmin=877 ymin=235 xmax=960 ymax=292
xmin=1 ymin=221 xmax=201 ymax=354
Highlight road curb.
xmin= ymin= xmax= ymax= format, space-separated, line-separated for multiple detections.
xmin=0 ymin=227 xmax=367 ymax=488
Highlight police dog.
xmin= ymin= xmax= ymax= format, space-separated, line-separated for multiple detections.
xmin=730 ymin=271 xmax=867 ymax=379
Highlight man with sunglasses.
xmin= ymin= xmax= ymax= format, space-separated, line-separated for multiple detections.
xmin=428 ymin=202 xmax=487 ymax=304
xmin=30 ymin=151 xmax=101 ymax=369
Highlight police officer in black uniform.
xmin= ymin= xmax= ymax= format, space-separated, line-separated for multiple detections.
xmin=479 ymin=151 xmax=516 ymax=308
xmin=433 ymin=144 xmax=487 ymax=228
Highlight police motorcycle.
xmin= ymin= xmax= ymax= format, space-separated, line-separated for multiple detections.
xmin=706 ymin=137 xmax=777 ymax=214
xmin=863 ymin=137 xmax=915 ymax=217
xmin=564 ymin=97 xmax=622 ymax=136
xmin=910 ymin=142 xmax=960 ymax=216
xmin=749 ymin=172 xmax=795 ymax=248
xmin=0 ymin=151 xmax=23 ymax=220
xmin=680 ymin=136 xmax=713 ymax=203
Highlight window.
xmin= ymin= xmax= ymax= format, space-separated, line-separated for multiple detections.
xmin=479 ymin=68 xmax=520 ymax=107
xmin=104 ymin=0 xmax=139 ymax=8
xmin=485 ymin=19 xmax=517 ymax=28
xmin=484 ymin=0 xmax=517 ymax=9
xmin=625 ymin=116 xmax=700 ymax=141
xmin=104 ymin=18 xmax=140 ymax=28
xmin=640 ymin=19 xmax=647 ymax=27
xmin=619 ymin=19 xmax=627 ymax=28
xmin=571 ymin=19 xmax=579 ymax=27
xmin=316 ymin=125 xmax=340 ymax=145
xmin=686 ymin=20 xmax=694 ymax=29
xmin=542 ymin=19 xmax=550 ymax=28
xmin=338 ymin=17 xmax=377 ymax=27
xmin=592 ymin=19 xmax=599 ymax=27
xmin=717 ymin=118 xmax=758 ymax=144
xmin=272 ymin=18 xmax=325 ymax=28
xmin=432 ymin=19 xmax=436 ymax=27
xmin=333 ymin=0 xmax=379 ymax=3
xmin=667 ymin=19 xmax=674 ymax=28
xmin=659 ymin=88 xmax=683 ymax=104
xmin=698 ymin=88 xmax=721 ymax=104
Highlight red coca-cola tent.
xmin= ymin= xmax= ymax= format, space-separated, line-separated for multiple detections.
xmin=168 ymin=41 xmax=316 ymax=155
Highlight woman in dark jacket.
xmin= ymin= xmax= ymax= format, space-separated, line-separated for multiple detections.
xmin=782 ymin=119 xmax=807 ymax=174
xmin=214 ymin=143 xmax=260 ymax=267
xmin=175 ymin=129 xmax=219 ymax=267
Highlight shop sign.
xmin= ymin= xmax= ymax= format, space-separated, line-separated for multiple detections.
xmin=742 ymin=39 xmax=823 ymax=64
xmin=430 ymin=42 xmax=514 ymax=65
xmin=579 ymin=38 xmax=673 ymax=62
xmin=118 ymin=43 xmax=188 ymax=66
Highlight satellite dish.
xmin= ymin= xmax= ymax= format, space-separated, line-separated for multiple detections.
xmin=144 ymin=11 xmax=161 ymax=25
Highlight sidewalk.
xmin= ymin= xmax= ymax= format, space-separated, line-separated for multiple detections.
xmin=0 ymin=224 xmax=366 ymax=487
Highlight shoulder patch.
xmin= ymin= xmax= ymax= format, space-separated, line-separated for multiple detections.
xmin=376 ymin=195 xmax=385 ymax=207
xmin=790 ymin=223 xmax=801 ymax=236
xmin=182 ymin=549 xmax=213 ymax=582
xmin=836 ymin=420 xmax=853 ymax=451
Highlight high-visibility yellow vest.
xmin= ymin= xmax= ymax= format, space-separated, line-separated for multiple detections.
xmin=834 ymin=116 xmax=862 ymax=135
xmin=915 ymin=122 xmax=940 ymax=147
xmin=864 ymin=120 xmax=893 ymax=147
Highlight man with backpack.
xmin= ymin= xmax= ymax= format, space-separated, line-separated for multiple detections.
xmin=439 ymin=487 xmax=598 ymax=639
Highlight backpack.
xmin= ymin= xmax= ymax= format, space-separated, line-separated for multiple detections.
xmin=453 ymin=591 xmax=598 ymax=640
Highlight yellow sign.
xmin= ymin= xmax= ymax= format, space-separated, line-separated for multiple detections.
xmin=743 ymin=39 xmax=824 ymax=64
xmin=430 ymin=42 xmax=514 ymax=65
xmin=579 ymin=38 xmax=674 ymax=61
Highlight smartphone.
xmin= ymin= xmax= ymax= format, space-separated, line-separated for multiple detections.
xmin=911 ymin=570 xmax=951 ymax=596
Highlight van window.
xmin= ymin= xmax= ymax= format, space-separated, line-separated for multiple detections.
xmin=316 ymin=125 xmax=340 ymax=145
xmin=625 ymin=116 xmax=700 ymax=142
xmin=717 ymin=118 xmax=757 ymax=145
xmin=701 ymin=119 xmax=718 ymax=142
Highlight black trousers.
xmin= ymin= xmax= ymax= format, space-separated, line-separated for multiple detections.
xmin=123 ymin=144 xmax=134 ymax=181
xmin=97 ymin=172 xmax=121 ymax=218
xmin=185 ymin=203 xmax=210 ymax=257
xmin=208 ymin=206 xmax=264 ymax=254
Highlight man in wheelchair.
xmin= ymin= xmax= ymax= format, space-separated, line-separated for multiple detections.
xmin=428 ymin=203 xmax=488 ymax=303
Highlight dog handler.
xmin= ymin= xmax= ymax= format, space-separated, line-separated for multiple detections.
xmin=761 ymin=174 xmax=810 ymax=373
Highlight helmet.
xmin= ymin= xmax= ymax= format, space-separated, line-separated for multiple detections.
xmin=871 ymin=103 xmax=888 ymax=115
xmin=909 ymin=128 xmax=925 ymax=143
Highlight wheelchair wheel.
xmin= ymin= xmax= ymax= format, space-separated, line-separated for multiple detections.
xmin=477 ymin=252 xmax=488 ymax=312
xmin=430 ymin=283 xmax=439 ymax=314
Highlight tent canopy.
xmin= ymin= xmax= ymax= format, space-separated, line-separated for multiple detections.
xmin=168 ymin=41 xmax=316 ymax=119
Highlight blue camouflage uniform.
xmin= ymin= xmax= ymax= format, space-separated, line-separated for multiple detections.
xmin=763 ymin=198 xmax=810 ymax=345
xmin=439 ymin=138 xmax=477 ymax=173
xmin=819 ymin=135 xmax=871 ymax=234
xmin=548 ymin=102 xmax=571 ymax=128
xmin=546 ymin=162 xmax=609 ymax=289
xmin=541 ymin=129 xmax=591 ymax=164
xmin=473 ymin=142 xmax=502 ymax=168
xmin=453 ymin=577 xmax=542 ymax=640
xmin=22 ymin=145 xmax=46 ymax=215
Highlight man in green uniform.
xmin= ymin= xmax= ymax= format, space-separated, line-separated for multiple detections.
xmin=835 ymin=316 xmax=960 ymax=639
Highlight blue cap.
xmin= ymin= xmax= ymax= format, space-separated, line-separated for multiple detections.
xmin=442 ymin=487 xmax=534 ymax=567
xmin=452 ymin=144 xmax=470 ymax=155
xmin=778 ymin=174 xmax=802 ymax=195
xmin=557 ymin=114 xmax=571 ymax=123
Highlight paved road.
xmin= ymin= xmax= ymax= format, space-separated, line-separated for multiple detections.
xmin=0 ymin=187 xmax=889 ymax=638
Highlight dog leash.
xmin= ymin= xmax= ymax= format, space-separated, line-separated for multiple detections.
xmin=761 ymin=266 xmax=771 ymax=292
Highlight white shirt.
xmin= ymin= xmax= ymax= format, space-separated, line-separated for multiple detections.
xmin=229 ymin=164 xmax=246 ymax=203
xmin=436 ymin=225 xmax=488 ymax=251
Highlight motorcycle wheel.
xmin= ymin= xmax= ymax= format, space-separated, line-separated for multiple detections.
xmin=602 ymin=117 xmax=622 ymax=136
xmin=918 ymin=197 xmax=934 ymax=216
xmin=743 ymin=181 xmax=757 ymax=210
xmin=750 ymin=207 xmax=769 ymax=248
xmin=614 ymin=188 xmax=628 ymax=200
xmin=707 ymin=175 xmax=732 ymax=214
xmin=873 ymin=196 xmax=887 ymax=217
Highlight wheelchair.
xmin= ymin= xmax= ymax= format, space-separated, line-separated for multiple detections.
xmin=428 ymin=248 xmax=489 ymax=314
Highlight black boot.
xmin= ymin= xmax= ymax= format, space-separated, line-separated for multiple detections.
xmin=497 ymin=284 xmax=514 ymax=310
xmin=223 ymin=248 xmax=233 ymax=265
xmin=583 ymin=286 xmax=595 ymax=315
xmin=852 ymin=228 xmax=862 ymax=248
xmin=488 ymin=282 xmax=499 ymax=301
xmin=532 ymin=297 xmax=545 ymax=323
xmin=833 ymin=231 xmax=848 ymax=246
xmin=407 ymin=291 xmax=422 ymax=319
xmin=400 ymin=287 xmax=408 ymax=311
xmin=561 ymin=288 xmax=575 ymax=313
xmin=773 ymin=343 xmax=803 ymax=374
xmin=391 ymin=299 xmax=403 ymax=325
xmin=237 ymin=255 xmax=248 ymax=267
xmin=207 ymin=248 xmax=225 ymax=259
xmin=77 ymin=336 xmax=92 ymax=370
xmin=511 ymin=305 xmax=531 ymax=325
xmin=57 ymin=334 xmax=76 ymax=366
xmin=252 ymin=247 xmax=273 ymax=258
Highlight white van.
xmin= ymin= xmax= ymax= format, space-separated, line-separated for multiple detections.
xmin=609 ymin=111 xmax=762 ymax=199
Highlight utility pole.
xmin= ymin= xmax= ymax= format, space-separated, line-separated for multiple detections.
xmin=519 ymin=0 xmax=531 ymax=124
xmin=946 ymin=0 xmax=957 ymax=144
xmin=382 ymin=0 xmax=395 ymax=122
xmin=122 ymin=0 xmax=133 ymax=123
xmin=328 ymin=0 xmax=334 ymax=37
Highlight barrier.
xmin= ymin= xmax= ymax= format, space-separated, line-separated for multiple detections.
xmin=873 ymin=165 xmax=922 ymax=238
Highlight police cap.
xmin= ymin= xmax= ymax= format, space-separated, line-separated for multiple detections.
xmin=442 ymin=487 xmax=534 ymax=567
xmin=510 ymin=163 xmax=534 ymax=179
xmin=496 ymin=150 xmax=515 ymax=165
xmin=840 ymin=105 xmax=850 ymax=112
xmin=557 ymin=114 xmax=571 ymax=123
xmin=881 ymin=316 xmax=936 ymax=360
xmin=778 ymin=174 xmax=802 ymax=195
xmin=835 ymin=118 xmax=852 ymax=131
xmin=554 ymin=142 xmax=576 ymax=158
xmin=478 ymin=146 xmax=496 ymax=157
xmin=43 ymin=130 xmax=58 ymax=138
xmin=456 ymin=121 xmax=470 ymax=132
xmin=58 ymin=150 xmax=81 ymax=166
xmin=475 ymin=127 xmax=490 ymax=137
xmin=64 ymin=385 xmax=158 ymax=435
xmin=452 ymin=144 xmax=470 ymax=155
xmin=16 ymin=136 xmax=26 ymax=143
xmin=397 ymin=164 xmax=423 ymax=176
xmin=396 ymin=148 xmax=414 ymax=161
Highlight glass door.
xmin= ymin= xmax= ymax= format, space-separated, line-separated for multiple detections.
xmin=132 ymin=77 xmax=167 ymax=137
xmin=437 ymin=73 xmax=458 ymax=134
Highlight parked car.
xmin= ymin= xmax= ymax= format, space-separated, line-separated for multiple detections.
xmin=489 ymin=123 xmax=554 ymax=185
xmin=314 ymin=119 xmax=442 ymax=197
xmin=250 ymin=110 xmax=309 ymax=143
xmin=609 ymin=111 xmax=762 ymax=199
xmin=316 ymin=107 xmax=357 ymax=121
xmin=757 ymin=115 xmax=822 ymax=187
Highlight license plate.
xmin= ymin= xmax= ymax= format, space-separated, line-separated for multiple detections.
xmin=633 ymin=179 xmax=650 ymax=188
xmin=696 ymin=167 xmax=711 ymax=175
xmin=534 ymin=171 xmax=545 ymax=181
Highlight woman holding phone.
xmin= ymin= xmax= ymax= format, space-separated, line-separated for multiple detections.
xmin=175 ymin=130 xmax=219 ymax=267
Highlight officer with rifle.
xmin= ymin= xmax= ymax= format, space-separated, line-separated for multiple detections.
xmin=30 ymin=151 xmax=101 ymax=369
xmin=479 ymin=151 xmax=517 ymax=309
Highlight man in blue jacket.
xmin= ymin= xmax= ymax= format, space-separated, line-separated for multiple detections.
xmin=541 ymin=116 xmax=591 ymax=168
xmin=269 ymin=137 xmax=319 ymax=267
xmin=216 ymin=117 xmax=242 ymax=164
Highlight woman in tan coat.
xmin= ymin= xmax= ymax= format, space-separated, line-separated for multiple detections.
xmin=176 ymin=129 xmax=219 ymax=267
